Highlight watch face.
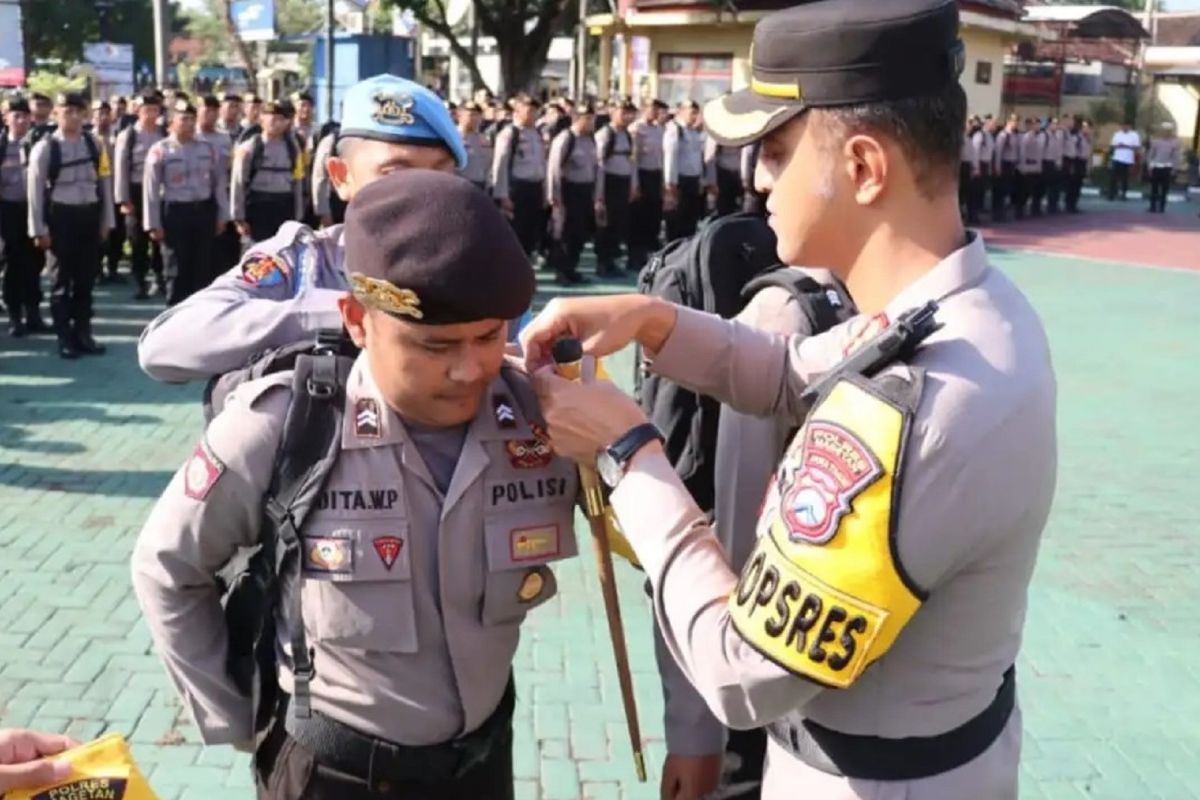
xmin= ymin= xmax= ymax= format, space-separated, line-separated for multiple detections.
xmin=597 ymin=450 xmax=624 ymax=488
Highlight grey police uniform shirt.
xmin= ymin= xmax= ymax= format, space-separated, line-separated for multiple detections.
xmin=142 ymin=136 xmax=230 ymax=231
xmin=1019 ymin=130 xmax=1045 ymax=175
xmin=993 ymin=129 xmax=1019 ymax=170
xmin=138 ymin=221 xmax=346 ymax=382
xmin=459 ymin=130 xmax=491 ymax=186
xmin=311 ymin=133 xmax=336 ymax=216
xmin=546 ymin=129 xmax=597 ymax=207
xmin=1146 ymin=137 xmax=1181 ymax=169
xmin=973 ymin=129 xmax=995 ymax=167
xmin=594 ymin=125 xmax=637 ymax=198
xmin=130 ymin=355 xmax=579 ymax=746
xmin=630 ymin=119 xmax=664 ymax=172
xmin=1044 ymin=129 xmax=1065 ymax=167
xmin=0 ymin=133 xmax=26 ymax=203
xmin=704 ymin=139 xmax=742 ymax=185
xmin=26 ymin=131 xmax=116 ymax=239
xmin=230 ymin=135 xmax=304 ymax=222
xmin=198 ymin=128 xmax=235 ymax=181
xmin=653 ymin=276 xmax=837 ymax=756
xmin=491 ymin=125 xmax=546 ymax=199
xmin=612 ymin=233 xmax=1056 ymax=799
xmin=114 ymin=126 xmax=165 ymax=205
xmin=663 ymin=121 xmax=705 ymax=185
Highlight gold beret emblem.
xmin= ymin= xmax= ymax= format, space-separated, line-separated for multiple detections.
xmin=349 ymin=272 xmax=424 ymax=320
xmin=372 ymin=91 xmax=416 ymax=126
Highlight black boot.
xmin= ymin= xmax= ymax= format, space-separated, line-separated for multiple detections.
xmin=8 ymin=318 xmax=26 ymax=338
xmin=51 ymin=302 xmax=79 ymax=359
xmin=75 ymin=321 xmax=106 ymax=355
xmin=25 ymin=309 xmax=49 ymax=334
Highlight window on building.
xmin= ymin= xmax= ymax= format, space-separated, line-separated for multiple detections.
xmin=657 ymin=53 xmax=733 ymax=105
xmin=975 ymin=61 xmax=993 ymax=85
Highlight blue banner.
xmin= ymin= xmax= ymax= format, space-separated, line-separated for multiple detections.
xmin=231 ymin=0 xmax=275 ymax=42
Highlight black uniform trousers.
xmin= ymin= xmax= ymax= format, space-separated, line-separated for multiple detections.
xmin=549 ymin=181 xmax=594 ymax=279
xmin=247 ymin=191 xmax=297 ymax=244
xmin=972 ymin=164 xmax=991 ymax=222
xmin=162 ymin=199 xmax=217 ymax=306
xmin=47 ymin=202 xmax=101 ymax=334
xmin=992 ymin=161 xmax=1017 ymax=221
xmin=213 ymin=222 xmax=243 ymax=281
xmin=1 ymin=201 xmax=41 ymax=324
xmin=104 ymin=221 xmax=125 ymax=278
xmin=628 ymin=169 xmax=663 ymax=269
xmin=508 ymin=179 xmax=545 ymax=259
xmin=1043 ymin=161 xmax=1062 ymax=213
xmin=595 ymin=173 xmax=631 ymax=273
xmin=1108 ymin=161 xmax=1131 ymax=200
xmin=666 ymin=175 xmax=704 ymax=242
xmin=1026 ymin=171 xmax=1044 ymax=217
xmin=715 ymin=167 xmax=742 ymax=218
xmin=1064 ymin=158 xmax=1086 ymax=212
xmin=1148 ymin=167 xmax=1172 ymax=213
xmin=126 ymin=185 xmax=164 ymax=290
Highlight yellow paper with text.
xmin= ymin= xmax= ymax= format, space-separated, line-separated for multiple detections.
xmin=4 ymin=732 xmax=159 ymax=800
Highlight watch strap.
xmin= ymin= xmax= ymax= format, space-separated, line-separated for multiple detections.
xmin=608 ymin=422 xmax=665 ymax=469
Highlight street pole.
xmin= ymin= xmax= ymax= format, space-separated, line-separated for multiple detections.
xmin=576 ymin=0 xmax=587 ymax=98
xmin=152 ymin=0 xmax=169 ymax=86
xmin=326 ymin=0 xmax=336 ymax=122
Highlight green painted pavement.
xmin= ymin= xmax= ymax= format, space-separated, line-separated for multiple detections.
xmin=1 ymin=248 xmax=1198 ymax=799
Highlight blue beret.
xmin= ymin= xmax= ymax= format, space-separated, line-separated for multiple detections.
xmin=340 ymin=74 xmax=466 ymax=170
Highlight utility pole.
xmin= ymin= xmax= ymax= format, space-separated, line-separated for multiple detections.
xmin=575 ymin=0 xmax=588 ymax=98
xmin=326 ymin=0 xmax=336 ymax=122
xmin=152 ymin=0 xmax=169 ymax=86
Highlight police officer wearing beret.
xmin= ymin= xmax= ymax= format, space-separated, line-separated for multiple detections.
xmin=144 ymin=99 xmax=229 ymax=306
xmin=138 ymin=75 xmax=468 ymax=384
xmin=132 ymin=170 xmax=578 ymax=800
xmin=521 ymin=1 xmax=1056 ymax=798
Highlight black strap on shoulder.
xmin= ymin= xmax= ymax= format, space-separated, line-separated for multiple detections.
xmin=562 ymin=130 xmax=576 ymax=169
xmin=263 ymin=346 xmax=348 ymax=719
xmin=125 ymin=128 xmax=137 ymax=189
xmin=741 ymin=269 xmax=853 ymax=333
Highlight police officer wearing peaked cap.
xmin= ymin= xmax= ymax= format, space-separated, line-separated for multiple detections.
xmin=131 ymin=169 xmax=579 ymax=800
xmin=520 ymin=1 xmax=1057 ymax=798
xmin=138 ymin=74 xmax=470 ymax=385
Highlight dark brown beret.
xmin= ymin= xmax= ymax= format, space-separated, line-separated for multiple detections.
xmin=344 ymin=170 xmax=534 ymax=326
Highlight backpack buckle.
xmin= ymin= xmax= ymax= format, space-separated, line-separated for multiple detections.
xmin=306 ymin=377 xmax=335 ymax=399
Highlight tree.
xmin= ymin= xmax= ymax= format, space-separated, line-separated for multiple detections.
xmin=182 ymin=0 xmax=323 ymax=75
xmin=380 ymin=0 xmax=576 ymax=95
xmin=21 ymin=0 xmax=186 ymax=73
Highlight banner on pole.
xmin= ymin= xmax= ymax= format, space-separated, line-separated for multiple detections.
xmin=0 ymin=2 xmax=25 ymax=87
xmin=232 ymin=0 xmax=276 ymax=42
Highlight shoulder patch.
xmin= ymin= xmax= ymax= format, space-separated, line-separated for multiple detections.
xmin=241 ymin=254 xmax=290 ymax=287
xmin=778 ymin=421 xmax=883 ymax=545
xmin=184 ymin=439 xmax=225 ymax=500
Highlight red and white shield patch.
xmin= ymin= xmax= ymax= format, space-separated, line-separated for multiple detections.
xmin=183 ymin=440 xmax=225 ymax=501
xmin=373 ymin=536 xmax=404 ymax=571
xmin=777 ymin=422 xmax=882 ymax=545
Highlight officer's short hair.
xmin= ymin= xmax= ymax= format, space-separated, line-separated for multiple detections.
xmin=201 ymin=95 xmax=220 ymax=109
xmin=812 ymin=81 xmax=967 ymax=199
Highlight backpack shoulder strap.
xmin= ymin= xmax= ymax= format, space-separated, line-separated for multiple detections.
xmin=248 ymin=135 xmax=266 ymax=184
xmin=264 ymin=349 xmax=349 ymax=720
xmin=561 ymin=130 xmax=576 ymax=167
xmin=46 ymin=137 xmax=62 ymax=190
xmin=741 ymin=269 xmax=853 ymax=333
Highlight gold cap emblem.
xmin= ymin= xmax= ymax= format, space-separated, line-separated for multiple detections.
xmin=372 ymin=91 xmax=416 ymax=126
xmin=349 ymin=272 xmax=424 ymax=320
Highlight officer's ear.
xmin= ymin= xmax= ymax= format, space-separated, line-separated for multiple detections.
xmin=328 ymin=156 xmax=352 ymax=200
xmin=339 ymin=294 xmax=367 ymax=348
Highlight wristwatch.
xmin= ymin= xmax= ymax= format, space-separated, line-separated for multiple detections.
xmin=596 ymin=423 xmax=665 ymax=489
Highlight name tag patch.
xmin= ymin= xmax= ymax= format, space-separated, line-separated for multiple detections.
xmin=778 ymin=421 xmax=882 ymax=545
xmin=730 ymin=532 xmax=886 ymax=688
xmin=510 ymin=524 xmax=560 ymax=562
xmin=490 ymin=477 xmax=569 ymax=507
xmin=304 ymin=537 xmax=354 ymax=574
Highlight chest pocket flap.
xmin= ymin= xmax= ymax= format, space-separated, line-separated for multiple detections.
xmin=300 ymin=518 xmax=417 ymax=652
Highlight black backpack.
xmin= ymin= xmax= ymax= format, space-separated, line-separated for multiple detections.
xmin=247 ymin=133 xmax=299 ymax=186
xmin=42 ymin=134 xmax=104 ymax=217
xmin=215 ymin=336 xmax=355 ymax=733
xmin=635 ymin=213 xmax=854 ymax=516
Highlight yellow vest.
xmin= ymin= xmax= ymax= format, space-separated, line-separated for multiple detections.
xmin=729 ymin=376 xmax=923 ymax=688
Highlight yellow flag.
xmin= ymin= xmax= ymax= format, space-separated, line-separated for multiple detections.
xmin=4 ymin=733 xmax=159 ymax=800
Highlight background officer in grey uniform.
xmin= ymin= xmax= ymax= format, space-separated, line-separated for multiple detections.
xmin=115 ymin=91 xmax=166 ymax=299
xmin=992 ymin=114 xmax=1020 ymax=221
xmin=520 ymin=1 xmax=1056 ymax=798
xmin=0 ymin=97 xmax=46 ymax=337
xmin=593 ymin=99 xmax=636 ymax=277
xmin=137 ymin=74 xmax=467 ymax=384
xmin=705 ymin=137 xmax=744 ymax=217
xmin=232 ymin=99 xmax=304 ymax=244
xmin=663 ymin=100 xmax=706 ymax=240
xmin=27 ymin=93 xmax=114 ymax=359
xmin=132 ymin=170 xmax=576 ymax=800
xmin=492 ymin=95 xmax=547 ymax=260
xmin=1145 ymin=121 xmax=1181 ymax=214
xmin=457 ymin=101 xmax=490 ymax=192
xmin=90 ymin=98 xmax=124 ymax=284
xmin=1017 ymin=117 xmax=1044 ymax=218
xmin=628 ymin=99 xmax=665 ymax=270
xmin=197 ymin=94 xmax=238 ymax=282
xmin=546 ymin=103 xmax=596 ymax=287
xmin=144 ymin=99 xmax=229 ymax=306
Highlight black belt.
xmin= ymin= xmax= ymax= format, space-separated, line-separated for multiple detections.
xmin=768 ymin=666 xmax=1016 ymax=781
xmin=284 ymin=680 xmax=515 ymax=785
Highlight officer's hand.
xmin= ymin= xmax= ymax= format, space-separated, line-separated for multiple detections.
xmin=34 ymin=235 xmax=51 ymax=251
xmin=660 ymin=753 xmax=723 ymax=800
xmin=519 ymin=294 xmax=677 ymax=369
xmin=530 ymin=368 xmax=648 ymax=464
xmin=0 ymin=729 xmax=76 ymax=791
xmin=320 ymin=214 xmax=333 ymax=228
xmin=235 ymin=221 xmax=251 ymax=238
xmin=500 ymin=197 xmax=514 ymax=214
xmin=121 ymin=202 xmax=136 ymax=217
xmin=148 ymin=228 xmax=164 ymax=243
xmin=630 ymin=187 xmax=641 ymax=202
xmin=100 ymin=226 xmax=110 ymax=242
